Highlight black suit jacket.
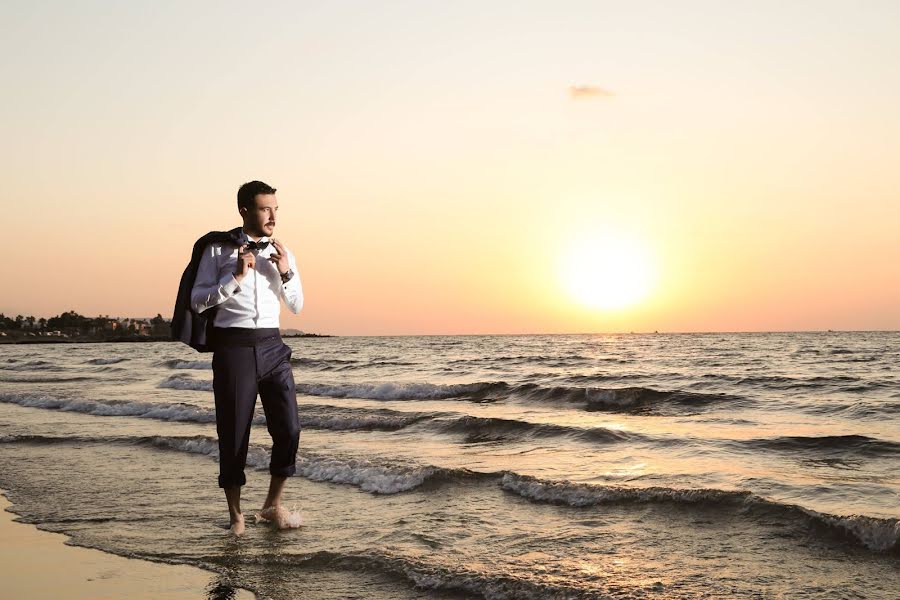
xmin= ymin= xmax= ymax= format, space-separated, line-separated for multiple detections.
xmin=171 ymin=226 xmax=245 ymax=353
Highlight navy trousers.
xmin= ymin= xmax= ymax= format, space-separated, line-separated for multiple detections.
xmin=210 ymin=327 xmax=300 ymax=488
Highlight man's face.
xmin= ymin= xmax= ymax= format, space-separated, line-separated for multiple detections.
xmin=241 ymin=193 xmax=278 ymax=236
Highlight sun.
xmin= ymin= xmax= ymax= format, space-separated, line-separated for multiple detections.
xmin=558 ymin=231 xmax=657 ymax=310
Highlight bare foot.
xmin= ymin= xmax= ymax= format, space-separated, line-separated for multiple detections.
xmin=255 ymin=505 xmax=302 ymax=529
xmin=229 ymin=514 xmax=245 ymax=536
xmin=255 ymin=505 xmax=278 ymax=522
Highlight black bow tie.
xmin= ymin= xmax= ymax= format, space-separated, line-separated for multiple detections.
xmin=245 ymin=240 xmax=269 ymax=251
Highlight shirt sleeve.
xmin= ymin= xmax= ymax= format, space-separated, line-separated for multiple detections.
xmin=279 ymin=247 xmax=304 ymax=314
xmin=190 ymin=242 xmax=242 ymax=314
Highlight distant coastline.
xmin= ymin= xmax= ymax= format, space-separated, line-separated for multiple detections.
xmin=0 ymin=310 xmax=331 ymax=343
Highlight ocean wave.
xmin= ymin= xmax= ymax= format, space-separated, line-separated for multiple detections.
xmin=507 ymin=383 xmax=743 ymax=413
xmin=500 ymin=472 xmax=751 ymax=508
xmin=291 ymin=357 xmax=419 ymax=371
xmin=0 ymin=392 xmax=222 ymax=423
xmin=448 ymin=353 xmax=599 ymax=366
xmin=141 ymin=434 xmax=492 ymax=494
xmin=0 ymin=391 xmax=433 ymax=432
xmin=499 ymin=473 xmax=900 ymax=552
xmin=808 ymin=400 xmax=900 ymax=419
xmin=158 ymin=374 xmax=214 ymax=391
xmin=562 ymin=372 xmax=672 ymax=384
xmin=85 ymin=357 xmax=129 ymax=365
xmin=290 ymin=357 xmax=358 ymax=370
xmin=740 ymin=434 xmax=900 ymax=457
xmin=298 ymin=380 xmax=742 ymax=413
xmin=162 ymin=359 xmax=212 ymax=370
xmin=0 ymin=360 xmax=64 ymax=371
xmin=425 ymin=415 xmax=647 ymax=445
xmin=0 ymin=386 xmax=662 ymax=447
xmin=701 ymin=373 xmax=864 ymax=390
xmin=583 ymin=386 xmax=741 ymax=412
xmin=0 ymin=385 xmax=644 ymax=443
xmin=297 ymin=381 xmax=508 ymax=401
xmin=0 ymin=431 xmax=493 ymax=495
xmin=301 ymin=405 xmax=435 ymax=431
xmin=811 ymin=513 xmax=900 ymax=553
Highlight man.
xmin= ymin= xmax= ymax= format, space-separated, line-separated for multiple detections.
xmin=190 ymin=180 xmax=304 ymax=535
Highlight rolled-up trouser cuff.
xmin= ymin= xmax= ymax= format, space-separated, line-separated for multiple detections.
xmin=218 ymin=471 xmax=247 ymax=488
xmin=270 ymin=464 xmax=296 ymax=478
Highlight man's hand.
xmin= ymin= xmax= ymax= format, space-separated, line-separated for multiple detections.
xmin=233 ymin=244 xmax=255 ymax=282
xmin=267 ymin=238 xmax=290 ymax=276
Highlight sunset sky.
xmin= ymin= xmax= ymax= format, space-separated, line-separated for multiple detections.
xmin=2 ymin=1 xmax=898 ymax=335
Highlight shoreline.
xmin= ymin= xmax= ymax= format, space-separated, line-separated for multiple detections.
xmin=0 ymin=489 xmax=256 ymax=599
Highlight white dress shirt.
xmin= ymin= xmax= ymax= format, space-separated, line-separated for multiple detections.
xmin=190 ymin=228 xmax=303 ymax=328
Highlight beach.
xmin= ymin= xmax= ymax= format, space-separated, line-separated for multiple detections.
xmin=0 ymin=491 xmax=255 ymax=599
xmin=1 ymin=332 xmax=898 ymax=599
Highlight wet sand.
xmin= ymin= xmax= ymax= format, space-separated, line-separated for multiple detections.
xmin=0 ymin=491 xmax=256 ymax=600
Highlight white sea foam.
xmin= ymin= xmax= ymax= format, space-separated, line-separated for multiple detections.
xmin=803 ymin=510 xmax=900 ymax=552
xmin=167 ymin=360 xmax=212 ymax=370
xmin=158 ymin=374 xmax=214 ymax=391
xmin=301 ymin=413 xmax=423 ymax=431
xmin=146 ymin=434 xmax=444 ymax=494
xmin=255 ymin=506 xmax=303 ymax=529
xmin=296 ymin=452 xmax=441 ymax=494
xmin=0 ymin=392 xmax=226 ymax=424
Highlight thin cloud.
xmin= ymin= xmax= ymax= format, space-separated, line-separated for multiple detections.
xmin=569 ymin=85 xmax=615 ymax=99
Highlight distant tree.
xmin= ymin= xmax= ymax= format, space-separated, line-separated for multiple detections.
xmin=150 ymin=313 xmax=167 ymax=325
xmin=47 ymin=310 xmax=90 ymax=331
xmin=38 ymin=317 xmax=47 ymax=329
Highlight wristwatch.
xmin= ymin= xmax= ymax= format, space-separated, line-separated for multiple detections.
xmin=280 ymin=268 xmax=294 ymax=284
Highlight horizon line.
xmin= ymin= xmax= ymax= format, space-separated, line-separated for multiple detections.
xmin=319 ymin=329 xmax=900 ymax=337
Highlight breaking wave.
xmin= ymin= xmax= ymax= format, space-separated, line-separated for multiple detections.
xmin=296 ymin=380 xmax=743 ymax=413
xmin=162 ymin=359 xmax=212 ymax=370
xmin=158 ymin=374 xmax=214 ymax=391
xmin=500 ymin=473 xmax=900 ymax=552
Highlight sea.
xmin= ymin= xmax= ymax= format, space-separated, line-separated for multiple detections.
xmin=0 ymin=332 xmax=898 ymax=599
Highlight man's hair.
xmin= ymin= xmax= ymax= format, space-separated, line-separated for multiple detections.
xmin=237 ymin=180 xmax=277 ymax=211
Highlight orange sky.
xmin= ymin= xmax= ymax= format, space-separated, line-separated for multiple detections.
xmin=2 ymin=2 xmax=898 ymax=335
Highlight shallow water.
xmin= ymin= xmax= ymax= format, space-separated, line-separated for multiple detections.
xmin=1 ymin=332 xmax=898 ymax=598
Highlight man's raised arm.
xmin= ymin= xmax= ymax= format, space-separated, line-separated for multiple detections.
xmin=190 ymin=243 xmax=241 ymax=314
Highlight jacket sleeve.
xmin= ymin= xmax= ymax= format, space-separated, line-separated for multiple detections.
xmin=279 ymin=247 xmax=304 ymax=314
xmin=190 ymin=242 xmax=241 ymax=314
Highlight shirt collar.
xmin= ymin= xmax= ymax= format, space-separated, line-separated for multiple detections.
xmin=240 ymin=228 xmax=270 ymax=244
